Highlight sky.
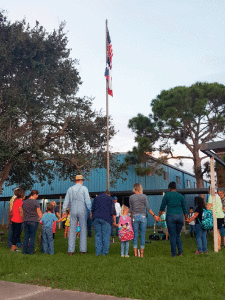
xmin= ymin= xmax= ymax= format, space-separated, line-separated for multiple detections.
xmin=2 ymin=0 xmax=225 ymax=174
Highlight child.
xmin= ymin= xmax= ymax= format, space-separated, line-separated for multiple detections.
xmin=64 ymin=209 xmax=70 ymax=238
xmin=186 ymin=196 xmax=208 ymax=254
xmin=188 ymin=207 xmax=195 ymax=238
xmin=160 ymin=211 xmax=168 ymax=240
xmin=76 ymin=221 xmax=80 ymax=238
xmin=220 ymin=206 xmax=225 ymax=247
xmin=40 ymin=204 xmax=66 ymax=255
xmin=117 ymin=205 xmax=134 ymax=257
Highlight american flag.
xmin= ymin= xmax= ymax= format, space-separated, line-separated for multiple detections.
xmin=105 ymin=28 xmax=113 ymax=97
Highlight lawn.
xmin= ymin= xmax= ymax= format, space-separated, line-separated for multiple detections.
xmin=0 ymin=226 xmax=225 ymax=300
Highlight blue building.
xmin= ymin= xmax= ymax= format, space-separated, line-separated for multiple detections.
xmin=0 ymin=154 xmax=209 ymax=225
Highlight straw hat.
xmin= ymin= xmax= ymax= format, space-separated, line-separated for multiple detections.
xmin=75 ymin=175 xmax=85 ymax=181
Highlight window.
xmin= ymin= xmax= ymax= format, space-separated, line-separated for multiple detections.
xmin=187 ymin=180 xmax=191 ymax=188
xmin=176 ymin=176 xmax=181 ymax=185
xmin=194 ymin=182 xmax=197 ymax=188
xmin=164 ymin=171 xmax=169 ymax=181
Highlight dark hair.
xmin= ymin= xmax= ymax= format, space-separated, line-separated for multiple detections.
xmin=27 ymin=190 xmax=39 ymax=198
xmin=47 ymin=203 xmax=54 ymax=212
xmin=168 ymin=181 xmax=176 ymax=190
xmin=189 ymin=207 xmax=193 ymax=210
xmin=194 ymin=196 xmax=206 ymax=209
xmin=14 ymin=188 xmax=25 ymax=199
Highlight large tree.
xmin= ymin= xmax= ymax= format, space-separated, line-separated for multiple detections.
xmin=0 ymin=12 xmax=119 ymax=192
xmin=128 ymin=82 xmax=225 ymax=188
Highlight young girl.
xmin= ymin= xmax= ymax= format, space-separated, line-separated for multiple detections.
xmin=117 ymin=205 xmax=134 ymax=257
xmin=186 ymin=196 xmax=208 ymax=254
xmin=64 ymin=209 xmax=70 ymax=238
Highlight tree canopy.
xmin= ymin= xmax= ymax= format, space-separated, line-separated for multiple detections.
xmin=0 ymin=11 xmax=119 ymax=192
xmin=128 ymin=82 xmax=225 ymax=188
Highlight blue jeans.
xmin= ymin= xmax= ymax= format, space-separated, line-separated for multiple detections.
xmin=166 ymin=214 xmax=184 ymax=257
xmin=189 ymin=225 xmax=195 ymax=237
xmin=68 ymin=211 xmax=87 ymax=253
xmin=22 ymin=222 xmax=39 ymax=255
xmin=111 ymin=216 xmax=119 ymax=236
xmin=121 ymin=241 xmax=129 ymax=256
xmin=195 ymin=224 xmax=207 ymax=252
xmin=133 ymin=214 xmax=147 ymax=249
xmin=93 ymin=219 xmax=111 ymax=256
xmin=7 ymin=224 xmax=13 ymax=248
xmin=42 ymin=227 xmax=54 ymax=255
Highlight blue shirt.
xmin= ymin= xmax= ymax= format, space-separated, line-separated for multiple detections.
xmin=92 ymin=193 xmax=116 ymax=225
xmin=62 ymin=183 xmax=91 ymax=214
xmin=41 ymin=213 xmax=58 ymax=228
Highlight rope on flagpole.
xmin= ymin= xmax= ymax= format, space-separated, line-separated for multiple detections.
xmin=106 ymin=19 xmax=110 ymax=191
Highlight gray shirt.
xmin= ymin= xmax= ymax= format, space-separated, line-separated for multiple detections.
xmin=22 ymin=199 xmax=40 ymax=222
xmin=129 ymin=194 xmax=150 ymax=216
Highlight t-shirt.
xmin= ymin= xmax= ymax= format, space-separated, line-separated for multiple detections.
xmin=41 ymin=213 xmax=58 ymax=228
xmin=92 ymin=193 xmax=116 ymax=225
xmin=188 ymin=212 xmax=195 ymax=225
xmin=208 ymin=194 xmax=224 ymax=219
xmin=160 ymin=213 xmax=167 ymax=228
xmin=160 ymin=191 xmax=186 ymax=216
xmin=129 ymin=194 xmax=150 ymax=216
xmin=195 ymin=207 xmax=204 ymax=225
xmin=22 ymin=199 xmax=40 ymax=222
xmin=11 ymin=198 xmax=23 ymax=223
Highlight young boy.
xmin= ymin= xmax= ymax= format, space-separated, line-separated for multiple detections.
xmin=188 ymin=207 xmax=195 ymax=238
xmin=40 ymin=204 xmax=66 ymax=255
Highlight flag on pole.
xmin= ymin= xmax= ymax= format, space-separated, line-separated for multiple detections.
xmin=105 ymin=27 xmax=113 ymax=97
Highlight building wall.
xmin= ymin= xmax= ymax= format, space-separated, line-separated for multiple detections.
xmin=0 ymin=154 xmax=209 ymax=225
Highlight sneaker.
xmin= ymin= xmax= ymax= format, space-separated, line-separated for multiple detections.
xmin=203 ymin=251 xmax=208 ymax=254
xmin=125 ymin=255 xmax=129 ymax=257
xmin=121 ymin=255 xmax=124 ymax=257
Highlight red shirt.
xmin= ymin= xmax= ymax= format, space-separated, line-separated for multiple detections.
xmin=11 ymin=198 xmax=23 ymax=223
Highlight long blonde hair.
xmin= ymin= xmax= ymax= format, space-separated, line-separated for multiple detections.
xmin=121 ymin=205 xmax=129 ymax=216
xmin=133 ymin=183 xmax=143 ymax=194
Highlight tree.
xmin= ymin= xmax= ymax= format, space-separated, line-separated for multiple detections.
xmin=0 ymin=11 xmax=119 ymax=192
xmin=128 ymin=82 xmax=225 ymax=188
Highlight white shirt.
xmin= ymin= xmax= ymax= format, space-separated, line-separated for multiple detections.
xmin=114 ymin=202 xmax=121 ymax=217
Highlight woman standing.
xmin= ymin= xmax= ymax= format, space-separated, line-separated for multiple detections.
xmin=129 ymin=183 xmax=159 ymax=257
xmin=22 ymin=190 xmax=42 ymax=255
xmin=10 ymin=189 xmax=25 ymax=252
xmin=158 ymin=181 xmax=187 ymax=257
xmin=186 ymin=196 xmax=208 ymax=254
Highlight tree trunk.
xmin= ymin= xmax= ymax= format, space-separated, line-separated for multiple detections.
xmin=0 ymin=161 xmax=13 ymax=194
xmin=193 ymin=150 xmax=204 ymax=189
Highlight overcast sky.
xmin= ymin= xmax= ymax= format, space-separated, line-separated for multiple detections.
xmin=2 ymin=0 xmax=225 ymax=173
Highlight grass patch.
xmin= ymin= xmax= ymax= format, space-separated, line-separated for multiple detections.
xmin=0 ymin=227 xmax=225 ymax=300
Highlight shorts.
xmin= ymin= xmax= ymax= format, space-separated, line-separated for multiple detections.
xmin=217 ymin=218 xmax=224 ymax=230
xmin=162 ymin=228 xmax=168 ymax=234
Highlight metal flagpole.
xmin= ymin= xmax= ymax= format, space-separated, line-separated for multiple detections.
xmin=106 ymin=19 xmax=110 ymax=191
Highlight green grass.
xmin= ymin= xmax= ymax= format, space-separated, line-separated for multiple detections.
xmin=0 ymin=226 xmax=225 ymax=300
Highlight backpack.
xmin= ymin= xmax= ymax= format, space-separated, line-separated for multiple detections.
xmin=198 ymin=208 xmax=213 ymax=230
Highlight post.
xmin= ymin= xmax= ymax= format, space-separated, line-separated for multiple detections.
xmin=58 ymin=196 xmax=62 ymax=229
xmin=2 ymin=201 xmax=5 ymax=226
xmin=106 ymin=19 xmax=110 ymax=191
xmin=210 ymin=157 xmax=218 ymax=252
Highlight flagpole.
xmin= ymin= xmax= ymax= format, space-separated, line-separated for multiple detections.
xmin=106 ymin=19 xmax=110 ymax=191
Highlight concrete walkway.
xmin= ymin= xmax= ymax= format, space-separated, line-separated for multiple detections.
xmin=0 ymin=281 xmax=139 ymax=300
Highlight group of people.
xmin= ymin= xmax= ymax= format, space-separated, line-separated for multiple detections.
xmin=8 ymin=174 xmax=225 ymax=257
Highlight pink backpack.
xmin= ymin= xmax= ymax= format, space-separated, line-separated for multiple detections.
xmin=118 ymin=216 xmax=134 ymax=242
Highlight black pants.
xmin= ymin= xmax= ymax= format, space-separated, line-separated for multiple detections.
xmin=11 ymin=222 xmax=22 ymax=246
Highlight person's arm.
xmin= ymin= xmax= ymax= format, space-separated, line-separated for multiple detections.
xmin=19 ymin=207 xmax=23 ymax=219
xmin=159 ymin=195 xmax=167 ymax=217
xmin=36 ymin=207 xmax=42 ymax=220
xmin=129 ymin=196 xmax=133 ymax=219
xmin=62 ymin=189 xmax=70 ymax=213
xmin=84 ymin=187 xmax=91 ymax=211
xmin=148 ymin=209 xmax=160 ymax=222
xmin=186 ymin=212 xmax=199 ymax=223
xmin=56 ymin=212 xmax=67 ymax=223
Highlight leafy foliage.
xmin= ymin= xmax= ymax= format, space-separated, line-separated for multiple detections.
xmin=0 ymin=11 xmax=122 ymax=191
xmin=128 ymin=82 xmax=225 ymax=187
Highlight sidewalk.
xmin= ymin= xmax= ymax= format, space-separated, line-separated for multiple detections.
xmin=0 ymin=281 xmax=139 ymax=300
